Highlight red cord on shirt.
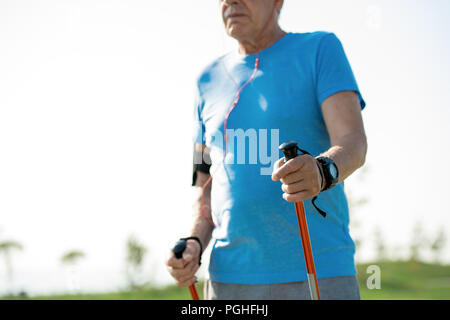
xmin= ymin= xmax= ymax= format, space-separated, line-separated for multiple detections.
xmin=200 ymin=55 xmax=260 ymax=228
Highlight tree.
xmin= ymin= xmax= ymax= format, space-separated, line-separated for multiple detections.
xmin=61 ymin=250 xmax=86 ymax=293
xmin=409 ymin=221 xmax=427 ymax=263
xmin=0 ymin=239 xmax=23 ymax=295
xmin=61 ymin=250 xmax=85 ymax=265
xmin=373 ymin=226 xmax=388 ymax=261
xmin=125 ymin=235 xmax=148 ymax=290
xmin=430 ymin=227 xmax=446 ymax=264
xmin=346 ymin=166 xmax=370 ymax=262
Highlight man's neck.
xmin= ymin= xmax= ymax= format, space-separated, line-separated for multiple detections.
xmin=237 ymin=26 xmax=286 ymax=55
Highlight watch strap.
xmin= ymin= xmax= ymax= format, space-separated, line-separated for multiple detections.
xmin=316 ymin=156 xmax=339 ymax=191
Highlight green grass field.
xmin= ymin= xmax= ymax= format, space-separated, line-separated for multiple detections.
xmin=357 ymin=261 xmax=450 ymax=300
xmin=3 ymin=261 xmax=450 ymax=300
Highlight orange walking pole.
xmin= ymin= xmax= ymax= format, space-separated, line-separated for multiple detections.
xmin=280 ymin=142 xmax=321 ymax=300
xmin=294 ymin=201 xmax=321 ymax=300
xmin=172 ymin=239 xmax=200 ymax=300
xmin=188 ymin=285 xmax=200 ymax=300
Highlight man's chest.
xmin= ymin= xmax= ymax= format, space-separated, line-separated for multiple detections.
xmin=200 ymin=62 xmax=320 ymax=144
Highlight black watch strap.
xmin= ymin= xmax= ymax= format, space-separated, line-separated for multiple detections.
xmin=315 ymin=160 xmax=325 ymax=191
xmin=316 ymin=156 xmax=339 ymax=191
xmin=180 ymin=237 xmax=203 ymax=266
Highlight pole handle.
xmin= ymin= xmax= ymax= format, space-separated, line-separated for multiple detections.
xmin=172 ymin=239 xmax=187 ymax=259
xmin=171 ymin=239 xmax=200 ymax=300
xmin=279 ymin=141 xmax=299 ymax=161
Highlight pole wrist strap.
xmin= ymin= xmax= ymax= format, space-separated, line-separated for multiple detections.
xmin=180 ymin=237 xmax=203 ymax=266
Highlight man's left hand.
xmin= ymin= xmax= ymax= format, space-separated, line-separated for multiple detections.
xmin=271 ymin=154 xmax=323 ymax=202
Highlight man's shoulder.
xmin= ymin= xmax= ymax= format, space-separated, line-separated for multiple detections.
xmin=287 ymin=30 xmax=338 ymax=46
xmin=279 ymin=31 xmax=342 ymax=63
xmin=195 ymin=53 xmax=229 ymax=85
xmin=196 ymin=52 xmax=230 ymax=93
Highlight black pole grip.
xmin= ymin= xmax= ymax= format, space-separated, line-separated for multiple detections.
xmin=279 ymin=141 xmax=299 ymax=161
xmin=172 ymin=239 xmax=187 ymax=259
xmin=279 ymin=141 xmax=327 ymax=218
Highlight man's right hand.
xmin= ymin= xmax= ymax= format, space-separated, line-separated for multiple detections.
xmin=166 ymin=239 xmax=201 ymax=287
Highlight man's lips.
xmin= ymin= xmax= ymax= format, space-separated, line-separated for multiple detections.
xmin=226 ymin=13 xmax=247 ymax=20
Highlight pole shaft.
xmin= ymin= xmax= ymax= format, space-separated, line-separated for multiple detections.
xmin=294 ymin=201 xmax=321 ymax=300
xmin=189 ymin=285 xmax=200 ymax=300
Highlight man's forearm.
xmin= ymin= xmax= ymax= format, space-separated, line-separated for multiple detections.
xmin=318 ymin=130 xmax=367 ymax=184
xmin=190 ymin=171 xmax=214 ymax=250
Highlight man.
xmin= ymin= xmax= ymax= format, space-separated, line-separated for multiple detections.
xmin=166 ymin=0 xmax=367 ymax=300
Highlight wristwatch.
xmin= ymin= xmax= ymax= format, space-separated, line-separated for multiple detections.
xmin=316 ymin=156 xmax=339 ymax=191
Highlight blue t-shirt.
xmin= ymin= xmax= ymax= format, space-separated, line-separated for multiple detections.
xmin=193 ymin=31 xmax=366 ymax=284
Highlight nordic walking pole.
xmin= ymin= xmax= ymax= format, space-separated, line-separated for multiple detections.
xmin=172 ymin=239 xmax=200 ymax=300
xmin=279 ymin=141 xmax=321 ymax=300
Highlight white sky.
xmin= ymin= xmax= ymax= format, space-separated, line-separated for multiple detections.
xmin=0 ymin=0 xmax=449 ymax=295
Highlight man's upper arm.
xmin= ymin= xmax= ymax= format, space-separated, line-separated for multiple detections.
xmin=321 ymin=91 xmax=366 ymax=145
xmin=192 ymin=144 xmax=211 ymax=186
xmin=314 ymin=32 xmax=366 ymax=142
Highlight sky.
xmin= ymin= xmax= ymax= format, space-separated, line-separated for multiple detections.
xmin=0 ymin=0 xmax=449 ymax=295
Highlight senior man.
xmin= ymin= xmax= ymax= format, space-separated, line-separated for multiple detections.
xmin=166 ymin=0 xmax=367 ymax=300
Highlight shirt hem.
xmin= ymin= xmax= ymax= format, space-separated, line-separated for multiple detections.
xmin=207 ymin=248 xmax=357 ymax=285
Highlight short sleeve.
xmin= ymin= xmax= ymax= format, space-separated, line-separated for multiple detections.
xmin=316 ymin=33 xmax=366 ymax=110
xmin=192 ymin=85 xmax=206 ymax=145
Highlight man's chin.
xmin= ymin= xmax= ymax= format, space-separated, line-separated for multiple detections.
xmin=227 ymin=25 xmax=250 ymax=41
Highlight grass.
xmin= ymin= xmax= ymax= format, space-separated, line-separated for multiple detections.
xmin=357 ymin=260 xmax=450 ymax=300
xmin=29 ymin=284 xmax=201 ymax=300
xmin=2 ymin=261 xmax=450 ymax=300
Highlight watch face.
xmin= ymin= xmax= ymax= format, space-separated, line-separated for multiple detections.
xmin=329 ymin=163 xmax=338 ymax=180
